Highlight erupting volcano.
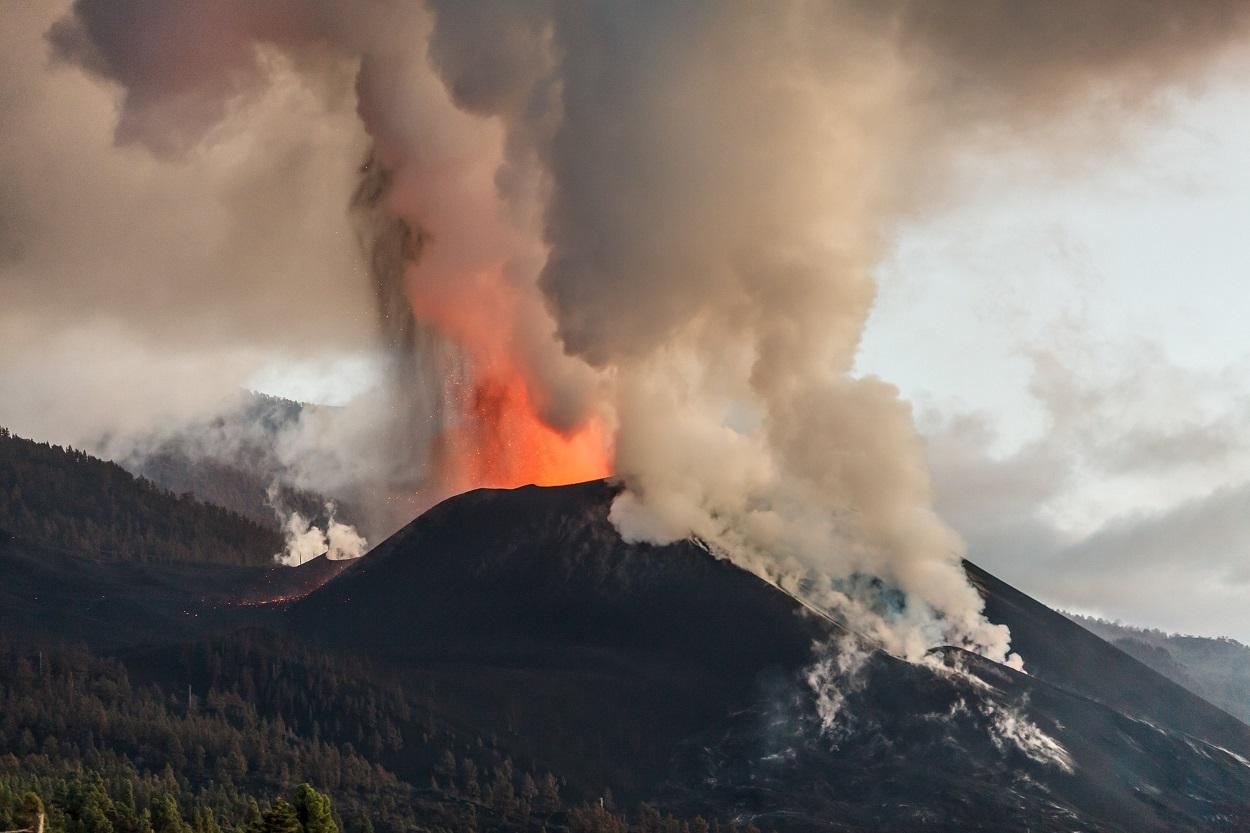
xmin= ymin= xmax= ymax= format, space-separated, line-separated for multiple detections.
xmin=149 ymin=0 xmax=1250 ymax=666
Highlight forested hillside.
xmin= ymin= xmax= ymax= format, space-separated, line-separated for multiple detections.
xmin=0 ymin=632 xmax=755 ymax=833
xmin=0 ymin=772 xmax=344 ymax=833
xmin=0 ymin=428 xmax=281 ymax=566
xmin=1068 ymin=613 xmax=1250 ymax=725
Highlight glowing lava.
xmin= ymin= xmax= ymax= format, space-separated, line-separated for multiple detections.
xmin=434 ymin=369 xmax=611 ymax=492
xmin=409 ymin=263 xmax=612 ymax=494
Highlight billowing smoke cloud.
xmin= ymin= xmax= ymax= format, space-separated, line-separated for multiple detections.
xmin=38 ymin=0 xmax=1250 ymax=661
xmin=1 ymin=2 xmax=369 ymax=351
xmin=0 ymin=1 xmax=388 ymax=527
xmin=417 ymin=0 xmax=1250 ymax=661
xmin=267 ymin=483 xmax=367 ymax=565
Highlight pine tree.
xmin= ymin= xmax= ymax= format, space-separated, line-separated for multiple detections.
xmin=261 ymin=799 xmax=300 ymax=833
xmin=113 ymin=782 xmax=139 ymax=833
xmin=538 ymin=773 xmax=561 ymax=813
xmin=459 ymin=758 xmax=479 ymax=802
xmin=519 ymin=774 xmax=538 ymax=817
xmin=20 ymin=793 xmax=44 ymax=833
xmin=196 ymin=807 xmax=221 ymax=833
xmin=637 ymin=803 xmax=662 ymax=833
xmin=80 ymin=797 xmax=114 ymax=833
xmin=292 ymin=785 xmax=337 ymax=833
xmin=242 ymin=799 xmax=264 ymax=833
xmin=150 ymin=795 xmax=183 ymax=833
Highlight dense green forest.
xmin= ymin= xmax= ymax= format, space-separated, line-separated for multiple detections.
xmin=0 ymin=428 xmax=281 ymax=566
xmin=0 ymin=772 xmax=344 ymax=833
xmin=0 ymin=632 xmax=760 ymax=833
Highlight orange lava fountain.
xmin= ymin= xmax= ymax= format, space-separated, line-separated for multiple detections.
xmin=409 ymin=262 xmax=612 ymax=495
xmin=434 ymin=368 xmax=612 ymax=492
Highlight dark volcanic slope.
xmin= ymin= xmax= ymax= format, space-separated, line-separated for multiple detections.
xmin=287 ymin=480 xmax=834 ymax=796
xmin=287 ymin=480 xmax=1250 ymax=832
xmin=0 ymin=530 xmax=351 ymax=647
xmin=968 ymin=560 xmax=1250 ymax=756
xmin=291 ymin=480 xmax=827 ymax=680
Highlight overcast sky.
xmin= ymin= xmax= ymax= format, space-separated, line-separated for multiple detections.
xmin=860 ymin=71 xmax=1250 ymax=639
xmin=4 ymin=1 xmax=1250 ymax=642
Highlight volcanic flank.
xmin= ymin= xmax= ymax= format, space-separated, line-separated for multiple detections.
xmin=281 ymin=480 xmax=1250 ymax=832
xmin=6 ymin=464 xmax=1250 ymax=830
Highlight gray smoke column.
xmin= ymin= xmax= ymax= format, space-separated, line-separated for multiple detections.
xmin=348 ymin=149 xmax=459 ymax=499
xmin=47 ymin=0 xmax=1250 ymax=661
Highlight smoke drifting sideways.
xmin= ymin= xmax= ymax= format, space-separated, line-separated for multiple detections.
xmin=43 ymin=0 xmax=1250 ymax=663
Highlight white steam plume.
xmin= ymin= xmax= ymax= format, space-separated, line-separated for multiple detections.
xmin=45 ymin=0 xmax=1250 ymax=662
xmin=267 ymin=483 xmax=367 ymax=565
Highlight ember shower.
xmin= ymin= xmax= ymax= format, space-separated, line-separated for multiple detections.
xmin=48 ymin=0 xmax=1250 ymax=662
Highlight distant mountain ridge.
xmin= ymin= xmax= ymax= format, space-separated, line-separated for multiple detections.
xmin=1067 ymin=612 xmax=1250 ymax=725
xmin=132 ymin=448 xmax=328 ymax=531
xmin=115 ymin=391 xmax=367 ymax=535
